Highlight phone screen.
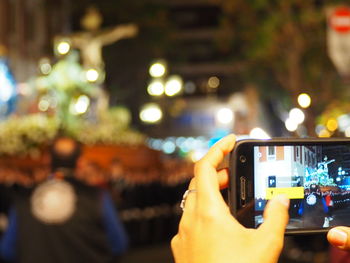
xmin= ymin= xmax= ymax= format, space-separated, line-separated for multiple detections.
xmin=253 ymin=144 xmax=350 ymax=230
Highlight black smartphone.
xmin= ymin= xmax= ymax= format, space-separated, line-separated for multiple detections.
xmin=229 ymin=138 xmax=350 ymax=234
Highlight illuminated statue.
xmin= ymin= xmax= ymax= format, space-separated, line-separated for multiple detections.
xmin=304 ymin=156 xmax=336 ymax=186
xmin=63 ymin=6 xmax=138 ymax=70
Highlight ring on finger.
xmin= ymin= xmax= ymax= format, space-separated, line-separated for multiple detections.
xmin=180 ymin=189 xmax=197 ymax=211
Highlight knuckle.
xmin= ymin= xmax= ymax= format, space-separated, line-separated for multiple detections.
xmin=188 ymin=178 xmax=196 ymax=188
xmin=194 ymin=161 xmax=203 ymax=174
xmin=194 ymin=159 xmax=209 ymax=175
xmin=179 ymin=219 xmax=192 ymax=234
xmin=171 ymin=235 xmax=179 ymax=250
xmin=200 ymin=207 xmax=219 ymax=222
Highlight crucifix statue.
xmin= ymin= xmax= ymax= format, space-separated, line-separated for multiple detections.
xmin=65 ymin=6 xmax=138 ymax=70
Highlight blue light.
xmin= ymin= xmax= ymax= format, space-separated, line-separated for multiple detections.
xmin=176 ymin=137 xmax=186 ymax=147
xmin=208 ymin=129 xmax=230 ymax=147
xmin=0 ymin=58 xmax=16 ymax=117
xmin=162 ymin=141 xmax=176 ymax=154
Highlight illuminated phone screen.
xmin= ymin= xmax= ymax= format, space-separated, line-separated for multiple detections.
xmin=254 ymin=144 xmax=350 ymax=229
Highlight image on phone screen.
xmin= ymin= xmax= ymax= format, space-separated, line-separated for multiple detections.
xmin=254 ymin=144 xmax=350 ymax=229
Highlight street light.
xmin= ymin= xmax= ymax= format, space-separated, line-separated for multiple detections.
xmin=85 ymin=68 xmax=99 ymax=82
xmin=147 ymin=80 xmax=164 ymax=96
xmin=70 ymin=95 xmax=90 ymax=115
xmin=326 ymin=118 xmax=338 ymax=132
xmin=289 ymin=108 xmax=305 ymax=124
xmin=139 ymin=103 xmax=163 ymax=124
xmin=216 ymin=107 xmax=234 ymax=125
xmin=297 ymin=93 xmax=311 ymax=108
xmin=285 ymin=118 xmax=298 ymax=132
xmin=56 ymin=39 xmax=71 ymax=55
xmin=149 ymin=60 xmax=166 ymax=78
xmin=165 ymin=75 xmax=183 ymax=96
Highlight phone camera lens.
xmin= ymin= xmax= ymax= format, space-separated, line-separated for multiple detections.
xmin=239 ymin=155 xmax=246 ymax=163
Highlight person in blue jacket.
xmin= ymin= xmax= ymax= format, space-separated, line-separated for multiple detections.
xmin=0 ymin=136 xmax=128 ymax=263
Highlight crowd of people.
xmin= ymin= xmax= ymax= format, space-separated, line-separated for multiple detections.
xmin=0 ymin=136 xmax=190 ymax=262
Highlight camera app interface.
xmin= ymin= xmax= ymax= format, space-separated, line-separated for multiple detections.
xmin=254 ymin=144 xmax=350 ymax=229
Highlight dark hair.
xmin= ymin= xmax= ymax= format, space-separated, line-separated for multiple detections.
xmin=50 ymin=136 xmax=82 ymax=172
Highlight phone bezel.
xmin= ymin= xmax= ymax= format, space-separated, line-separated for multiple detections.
xmin=229 ymin=138 xmax=350 ymax=235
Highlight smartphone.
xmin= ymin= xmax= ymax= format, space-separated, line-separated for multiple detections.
xmin=229 ymin=138 xmax=350 ymax=234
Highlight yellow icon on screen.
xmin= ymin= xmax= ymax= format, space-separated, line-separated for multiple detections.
xmin=266 ymin=187 xmax=304 ymax=200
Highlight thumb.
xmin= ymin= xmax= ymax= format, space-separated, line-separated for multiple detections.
xmin=328 ymin=227 xmax=350 ymax=250
xmin=259 ymin=195 xmax=289 ymax=245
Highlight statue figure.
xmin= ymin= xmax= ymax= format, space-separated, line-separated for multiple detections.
xmin=58 ymin=6 xmax=138 ymax=70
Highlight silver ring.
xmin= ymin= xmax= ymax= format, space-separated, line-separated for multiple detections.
xmin=180 ymin=189 xmax=196 ymax=211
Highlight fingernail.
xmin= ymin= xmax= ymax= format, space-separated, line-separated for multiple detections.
xmin=273 ymin=194 xmax=290 ymax=208
xmin=329 ymin=229 xmax=347 ymax=247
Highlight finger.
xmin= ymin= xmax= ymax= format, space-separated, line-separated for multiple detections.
xmin=259 ymin=195 xmax=289 ymax=245
xmin=182 ymin=178 xmax=196 ymax=212
xmin=199 ymin=134 xmax=236 ymax=168
xmin=171 ymin=234 xmax=179 ymax=251
xmin=170 ymin=234 xmax=180 ymax=261
xmin=328 ymin=227 xmax=350 ymax=250
xmin=194 ymin=134 xmax=236 ymax=207
xmin=178 ymin=178 xmax=197 ymax=230
xmin=217 ymin=168 xmax=229 ymax=189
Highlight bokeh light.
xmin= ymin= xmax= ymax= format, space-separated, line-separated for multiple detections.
xmin=139 ymin=103 xmax=163 ymax=123
xmin=289 ymin=108 xmax=305 ymax=124
xmin=0 ymin=67 xmax=14 ymax=102
xmin=17 ymin=83 xmax=31 ymax=96
xmin=38 ymin=99 xmax=50 ymax=112
xmin=315 ymin=124 xmax=326 ymax=135
xmin=326 ymin=118 xmax=338 ymax=132
xmin=249 ymin=127 xmax=270 ymax=139
xmin=183 ymin=81 xmax=196 ymax=94
xmin=162 ymin=140 xmax=176 ymax=154
xmin=39 ymin=58 xmax=52 ymax=75
xmin=147 ymin=80 xmax=164 ymax=96
xmin=338 ymin=114 xmax=350 ymax=132
xmin=285 ymin=118 xmax=298 ymax=132
xmin=216 ymin=107 xmax=234 ymax=125
xmin=318 ymin=129 xmax=331 ymax=138
xmin=149 ymin=61 xmax=166 ymax=78
xmin=56 ymin=40 xmax=71 ymax=55
xmin=85 ymin=69 xmax=99 ymax=82
xmin=208 ymin=76 xmax=220 ymax=89
xmin=297 ymin=93 xmax=311 ymax=108
xmin=70 ymin=95 xmax=90 ymax=115
xmin=165 ymin=75 xmax=183 ymax=96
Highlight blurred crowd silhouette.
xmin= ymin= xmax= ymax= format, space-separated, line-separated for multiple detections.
xmin=0 ymin=136 xmax=190 ymax=263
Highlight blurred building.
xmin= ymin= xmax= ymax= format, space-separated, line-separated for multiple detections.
xmin=0 ymin=0 xmax=70 ymax=81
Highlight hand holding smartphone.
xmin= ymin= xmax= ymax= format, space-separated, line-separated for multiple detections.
xmin=229 ymin=138 xmax=350 ymax=234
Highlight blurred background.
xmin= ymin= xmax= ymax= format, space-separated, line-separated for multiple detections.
xmin=1 ymin=0 xmax=350 ymax=262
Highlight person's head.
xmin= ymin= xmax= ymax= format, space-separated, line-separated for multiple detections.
xmin=310 ymin=184 xmax=318 ymax=193
xmin=50 ymin=136 xmax=82 ymax=172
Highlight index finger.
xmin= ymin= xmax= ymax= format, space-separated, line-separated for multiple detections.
xmin=194 ymin=134 xmax=236 ymax=206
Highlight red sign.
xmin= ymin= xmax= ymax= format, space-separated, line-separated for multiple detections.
xmin=329 ymin=6 xmax=350 ymax=34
